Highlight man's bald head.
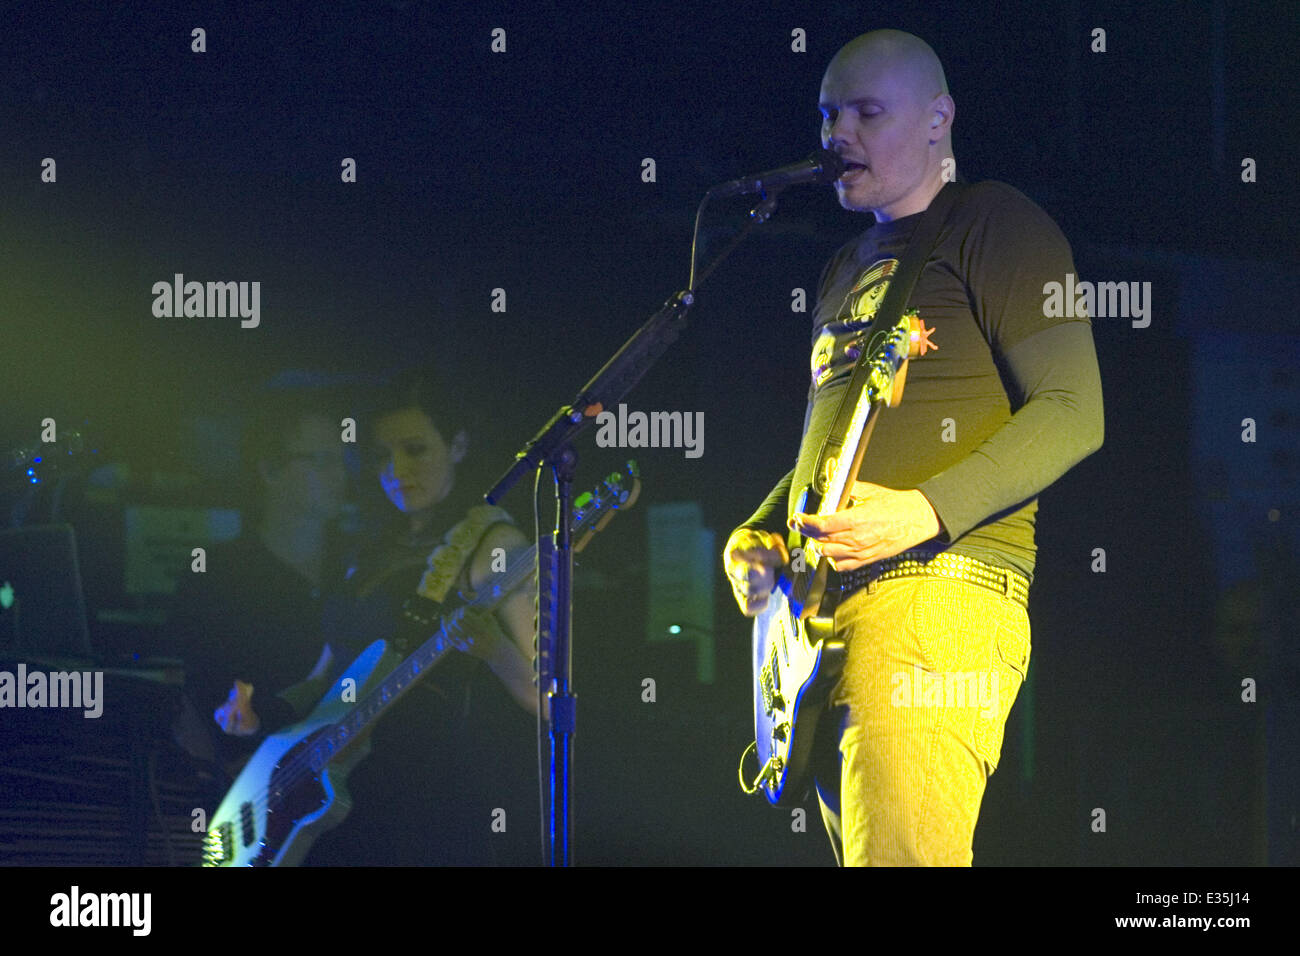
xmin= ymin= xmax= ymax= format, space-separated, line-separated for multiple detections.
xmin=828 ymin=30 xmax=949 ymax=111
xmin=819 ymin=30 xmax=956 ymax=220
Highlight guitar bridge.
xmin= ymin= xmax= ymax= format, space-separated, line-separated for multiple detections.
xmin=201 ymin=821 xmax=234 ymax=867
xmin=759 ymin=662 xmax=785 ymax=716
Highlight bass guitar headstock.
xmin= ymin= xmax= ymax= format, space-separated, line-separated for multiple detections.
xmin=574 ymin=460 xmax=640 ymax=552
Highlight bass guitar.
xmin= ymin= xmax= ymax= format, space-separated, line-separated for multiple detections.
xmin=202 ymin=463 xmax=640 ymax=866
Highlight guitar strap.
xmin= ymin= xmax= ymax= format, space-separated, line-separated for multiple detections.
xmin=804 ymin=178 xmax=967 ymax=515
xmin=345 ymin=504 xmax=517 ymax=671
xmin=380 ymin=504 xmax=513 ymax=645
xmin=416 ymin=504 xmax=515 ymax=604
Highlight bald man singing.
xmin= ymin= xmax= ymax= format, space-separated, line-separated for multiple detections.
xmin=724 ymin=30 xmax=1104 ymax=865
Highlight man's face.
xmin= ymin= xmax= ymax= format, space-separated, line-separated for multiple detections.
xmin=276 ymin=415 xmax=348 ymax=520
xmin=819 ymin=49 xmax=937 ymax=219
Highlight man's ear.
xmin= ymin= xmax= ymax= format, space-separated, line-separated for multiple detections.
xmin=929 ymin=94 xmax=955 ymax=136
xmin=449 ymin=430 xmax=469 ymax=464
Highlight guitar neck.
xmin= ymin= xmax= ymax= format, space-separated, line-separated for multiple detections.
xmin=819 ymin=399 xmax=882 ymax=518
xmin=310 ymin=547 xmax=535 ymax=766
xmin=802 ymin=314 xmax=916 ymax=573
xmin=305 ymin=462 xmax=640 ymax=768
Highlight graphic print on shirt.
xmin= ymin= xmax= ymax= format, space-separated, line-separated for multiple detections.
xmin=812 ymin=257 xmax=899 ymax=390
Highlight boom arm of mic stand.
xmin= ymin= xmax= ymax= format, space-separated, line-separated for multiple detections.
xmin=487 ymin=187 xmax=785 ymax=505
xmin=486 ymin=289 xmax=694 ymax=505
xmin=482 ymin=185 xmax=788 ymax=867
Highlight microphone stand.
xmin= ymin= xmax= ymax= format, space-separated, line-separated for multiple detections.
xmin=486 ymin=185 xmax=787 ymax=866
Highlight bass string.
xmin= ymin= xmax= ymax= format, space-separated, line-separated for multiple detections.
xmin=220 ymin=478 xmax=629 ymax=856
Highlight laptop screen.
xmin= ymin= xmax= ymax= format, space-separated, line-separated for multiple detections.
xmin=0 ymin=524 xmax=93 ymax=660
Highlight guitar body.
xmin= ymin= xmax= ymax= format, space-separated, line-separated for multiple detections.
xmin=203 ymin=640 xmax=396 ymax=867
xmin=742 ymin=314 xmax=928 ymax=807
xmin=201 ymin=464 xmax=641 ymax=866
xmin=751 ymin=574 xmax=845 ymax=806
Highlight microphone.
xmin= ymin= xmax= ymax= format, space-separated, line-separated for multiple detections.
xmin=709 ymin=148 xmax=845 ymax=198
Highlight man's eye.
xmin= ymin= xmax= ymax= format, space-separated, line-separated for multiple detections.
xmin=404 ymin=443 xmax=428 ymax=456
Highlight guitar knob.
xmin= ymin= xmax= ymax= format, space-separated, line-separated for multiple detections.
xmin=770 ymin=693 xmax=786 ymax=713
xmin=773 ymin=722 xmax=790 ymax=742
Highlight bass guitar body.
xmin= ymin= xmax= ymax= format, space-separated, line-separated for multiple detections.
xmin=202 ymin=640 xmax=395 ymax=867
xmin=202 ymin=464 xmax=641 ymax=866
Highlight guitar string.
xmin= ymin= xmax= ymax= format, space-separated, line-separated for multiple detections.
xmin=792 ymin=340 xmax=900 ymax=611
xmin=222 ymin=483 xmax=628 ymax=854
xmin=238 ymin=484 xmax=624 ymax=819
xmin=234 ymin=550 xmax=532 ymax=830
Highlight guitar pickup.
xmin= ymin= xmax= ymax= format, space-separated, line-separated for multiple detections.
xmin=239 ymin=802 xmax=256 ymax=848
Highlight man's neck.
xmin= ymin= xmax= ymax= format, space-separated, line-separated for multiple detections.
xmin=874 ymin=162 xmax=952 ymax=223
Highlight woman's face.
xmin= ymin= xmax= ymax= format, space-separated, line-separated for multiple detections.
xmin=370 ymin=406 xmax=463 ymax=514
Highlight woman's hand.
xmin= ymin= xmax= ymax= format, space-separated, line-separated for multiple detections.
xmin=455 ymin=606 xmax=508 ymax=660
xmin=214 ymin=679 xmax=261 ymax=736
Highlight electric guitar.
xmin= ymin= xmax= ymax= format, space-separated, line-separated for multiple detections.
xmin=740 ymin=312 xmax=930 ymax=805
xmin=201 ymin=463 xmax=640 ymax=866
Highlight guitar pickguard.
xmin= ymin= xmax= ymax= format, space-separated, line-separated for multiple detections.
xmin=203 ymin=640 xmax=396 ymax=867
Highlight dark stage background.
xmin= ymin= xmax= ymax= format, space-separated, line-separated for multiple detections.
xmin=2 ymin=0 xmax=1297 ymax=868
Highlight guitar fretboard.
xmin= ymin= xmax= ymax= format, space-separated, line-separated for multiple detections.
xmin=305 ymin=467 xmax=636 ymax=771
xmin=792 ymin=315 xmax=914 ymax=608
xmin=306 ymin=561 xmax=525 ymax=771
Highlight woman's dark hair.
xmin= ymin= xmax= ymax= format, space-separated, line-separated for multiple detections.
xmin=354 ymin=365 xmax=472 ymax=539
xmin=358 ymin=366 xmax=467 ymax=447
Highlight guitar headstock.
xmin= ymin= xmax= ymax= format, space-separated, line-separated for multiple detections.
xmin=885 ymin=310 xmax=938 ymax=408
xmin=573 ymin=460 xmax=640 ymax=551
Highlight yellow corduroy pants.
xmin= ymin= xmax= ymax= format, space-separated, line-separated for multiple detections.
xmin=813 ymin=575 xmax=1032 ymax=866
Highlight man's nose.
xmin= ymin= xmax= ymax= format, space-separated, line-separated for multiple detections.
xmin=823 ymin=114 xmax=849 ymax=147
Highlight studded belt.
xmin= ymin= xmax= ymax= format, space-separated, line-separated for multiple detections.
xmin=837 ymin=550 xmax=1030 ymax=609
